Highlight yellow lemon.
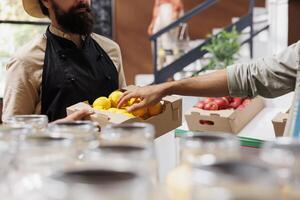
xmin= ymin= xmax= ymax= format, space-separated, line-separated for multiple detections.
xmin=115 ymin=109 xmax=128 ymax=114
xmin=108 ymin=108 xmax=119 ymax=113
xmin=131 ymin=107 xmax=148 ymax=118
xmin=109 ymin=90 xmax=124 ymax=108
xmin=94 ymin=106 xmax=105 ymax=111
xmin=121 ymin=98 xmax=142 ymax=108
xmin=93 ymin=97 xmax=111 ymax=110
xmin=127 ymin=98 xmax=137 ymax=106
xmin=148 ymin=102 xmax=163 ymax=116
xmin=123 ymin=113 xmax=135 ymax=118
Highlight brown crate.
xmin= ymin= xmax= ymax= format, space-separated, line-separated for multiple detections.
xmin=272 ymin=112 xmax=288 ymax=137
xmin=67 ymin=87 xmax=182 ymax=138
xmin=185 ymin=97 xmax=265 ymax=134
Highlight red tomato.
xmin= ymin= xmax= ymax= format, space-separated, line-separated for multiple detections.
xmin=199 ymin=120 xmax=214 ymax=125
xmin=195 ymin=101 xmax=205 ymax=109
xmin=222 ymin=96 xmax=233 ymax=103
xmin=214 ymin=98 xmax=229 ymax=110
xmin=242 ymin=98 xmax=251 ymax=106
xmin=203 ymin=102 xmax=219 ymax=110
xmin=229 ymin=98 xmax=242 ymax=109
xmin=204 ymin=98 xmax=215 ymax=104
xmin=233 ymin=97 xmax=243 ymax=103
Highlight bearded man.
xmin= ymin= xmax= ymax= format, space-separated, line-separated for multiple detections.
xmin=3 ymin=0 xmax=126 ymax=122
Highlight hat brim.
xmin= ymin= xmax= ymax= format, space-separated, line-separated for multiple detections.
xmin=22 ymin=0 xmax=46 ymax=18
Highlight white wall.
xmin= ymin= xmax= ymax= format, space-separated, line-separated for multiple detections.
xmin=267 ymin=0 xmax=289 ymax=54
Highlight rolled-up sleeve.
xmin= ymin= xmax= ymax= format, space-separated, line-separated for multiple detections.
xmin=109 ymin=44 xmax=127 ymax=88
xmin=2 ymin=58 xmax=39 ymax=122
xmin=227 ymin=41 xmax=300 ymax=98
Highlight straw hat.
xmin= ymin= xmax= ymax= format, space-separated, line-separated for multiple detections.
xmin=22 ymin=0 xmax=46 ymax=18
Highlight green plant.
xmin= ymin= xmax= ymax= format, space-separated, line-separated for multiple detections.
xmin=202 ymin=27 xmax=240 ymax=70
xmin=191 ymin=27 xmax=240 ymax=77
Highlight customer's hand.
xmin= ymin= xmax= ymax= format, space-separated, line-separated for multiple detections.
xmin=117 ymin=85 xmax=167 ymax=112
xmin=52 ymin=109 xmax=94 ymax=124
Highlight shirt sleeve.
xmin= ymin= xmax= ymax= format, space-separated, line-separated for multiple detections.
xmin=109 ymin=44 xmax=127 ymax=88
xmin=227 ymin=41 xmax=300 ymax=98
xmin=2 ymin=57 xmax=39 ymax=122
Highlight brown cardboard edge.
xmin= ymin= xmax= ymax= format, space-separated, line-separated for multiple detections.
xmin=272 ymin=112 xmax=288 ymax=137
xmin=184 ymin=97 xmax=265 ymax=134
xmin=67 ymin=95 xmax=182 ymax=138
xmin=228 ymin=97 xmax=265 ymax=133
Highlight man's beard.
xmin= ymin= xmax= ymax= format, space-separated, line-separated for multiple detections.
xmin=51 ymin=0 xmax=94 ymax=35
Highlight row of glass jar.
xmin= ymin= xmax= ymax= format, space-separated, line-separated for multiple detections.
xmin=167 ymin=132 xmax=300 ymax=200
xmin=0 ymin=115 xmax=158 ymax=200
xmin=1 ymin=115 xmax=300 ymax=200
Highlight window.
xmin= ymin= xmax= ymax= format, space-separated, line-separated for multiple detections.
xmin=0 ymin=0 xmax=49 ymax=97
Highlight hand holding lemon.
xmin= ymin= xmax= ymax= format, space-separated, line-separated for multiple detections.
xmin=92 ymin=90 xmax=163 ymax=119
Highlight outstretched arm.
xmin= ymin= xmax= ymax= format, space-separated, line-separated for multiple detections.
xmin=118 ymin=41 xmax=300 ymax=112
xmin=118 ymin=69 xmax=229 ymax=112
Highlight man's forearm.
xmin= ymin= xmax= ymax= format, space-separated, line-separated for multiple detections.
xmin=162 ymin=69 xmax=229 ymax=97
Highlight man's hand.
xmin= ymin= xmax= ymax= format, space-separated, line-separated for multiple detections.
xmin=117 ymin=84 xmax=167 ymax=112
xmin=118 ymin=69 xmax=229 ymax=112
xmin=52 ymin=109 xmax=94 ymax=124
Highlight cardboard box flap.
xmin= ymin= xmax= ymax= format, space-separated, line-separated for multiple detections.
xmin=272 ymin=112 xmax=289 ymax=123
xmin=95 ymin=110 xmax=140 ymax=124
xmin=162 ymin=95 xmax=181 ymax=109
xmin=188 ymin=107 xmax=234 ymax=118
xmin=93 ymin=111 xmax=110 ymax=121
xmin=272 ymin=112 xmax=288 ymax=137
xmin=66 ymin=102 xmax=92 ymax=115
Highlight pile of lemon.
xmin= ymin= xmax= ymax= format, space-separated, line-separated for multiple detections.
xmin=92 ymin=90 xmax=163 ymax=119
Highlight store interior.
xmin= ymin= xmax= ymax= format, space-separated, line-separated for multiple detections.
xmin=0 ymin=0 xmax=300 ymax=199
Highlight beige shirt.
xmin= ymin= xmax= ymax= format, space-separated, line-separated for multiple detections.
xmin=227 ymin=40 xmax=300 ymax=98
xmin=2 ymin=26 xmax=126 ymax=122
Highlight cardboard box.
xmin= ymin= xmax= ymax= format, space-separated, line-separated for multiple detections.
xmin=272 ymin=111 xmax=288 ymax=137
xmin=184 ymin=97 xmax=265 ymax=134
xmin=67 ymin=95 xmax=182 ymax=138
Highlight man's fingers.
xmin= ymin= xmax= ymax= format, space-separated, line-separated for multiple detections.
xmin=117 ymin=92 xmax=135 ymax=108
xmin=66 ymin=109 xmax=94 ymax=121
xmin=52 ymin=109 xmax=94 ymax=124
xmin=127 ymin=100 xmax=147 ymax=112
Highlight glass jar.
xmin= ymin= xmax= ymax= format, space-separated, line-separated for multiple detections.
xmin=166 ymin=132 xmax=240 ymax=200
xmin=26 ymin=123 xmax=156 ymax=200
xmin=0 ymin=127 xmax=31 ymax=198
xmin=17 ymin=121 xmax=99 ymax=177
xmin=98 ymin=123 xmax=156 ymax=172
xmin=179 ymin=132 xmax=240 ymax=165
xmin=47 ymin=121 xmax=100 ymax=154
xmin=17 ymin=132 xmax=76 ymax=177
xmin=260 ymin=137 xmax=300 ymax=199
xmin=190 ymin=160 xmax=281 ymax=200
xmin=4 ymin=115 xmax=48 ymax=131
xmin=79 ymin=123 xmax=157 ymax=199
xmin=38 ymin=163 xmax=153 ymax=200
xmin=100 ymin=123 xmax=154 ymax=148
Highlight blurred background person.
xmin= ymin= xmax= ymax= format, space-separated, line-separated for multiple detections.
xmin=148 ymin=0 xmax=185 ymax=69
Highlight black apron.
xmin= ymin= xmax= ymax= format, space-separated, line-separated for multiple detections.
xmin=41 ymin=28 xmax=119 ymax=121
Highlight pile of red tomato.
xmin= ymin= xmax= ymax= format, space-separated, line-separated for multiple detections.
xmin=195 ymin=97 xmax=252 ymax=111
